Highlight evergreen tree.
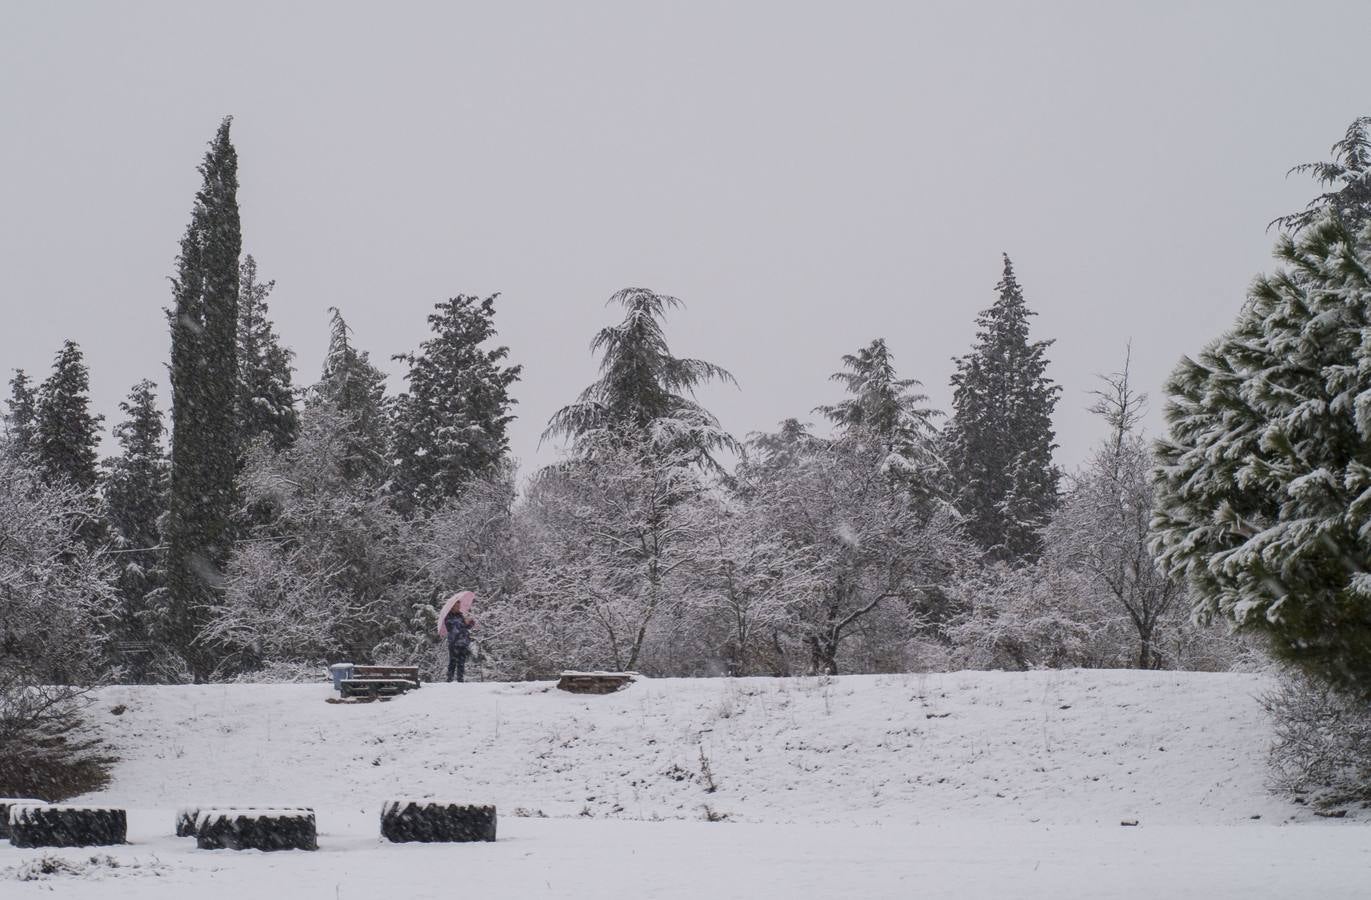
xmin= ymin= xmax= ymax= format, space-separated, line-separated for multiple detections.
xmin=308 ymin=307 xmax=391 ymax=485
xmin=1153 ymin=214 xmax=1371 ymax=698
xmin=1272 ymin=116 xmax=1371 ymax=233
xmin=944 ymin=255 xmax=1061 ymax=562
xmin=101 ymin=380 xmax=169 ymax=681
xmin=34 ymin=341 xmax=102 ymax=490
xmin=543 ymin=287 xmax=738 ymax=466
xmin=164 ymin=117 xmax=241 ymax=681
xmin=816 ymin=338 xmax=943 ymax=495
xmin=236 ymin=254 xmax=298 ymax=454
xmin=4 ymin=369 xmax=38 ymax=455
xmin=391 ymin=294 xmax=521 ymax=512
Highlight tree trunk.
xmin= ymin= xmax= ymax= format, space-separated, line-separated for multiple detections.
xmin=807 ymin=633 xmax=839 ymax=676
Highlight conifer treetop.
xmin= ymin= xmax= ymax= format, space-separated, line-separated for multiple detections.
xmin=1271 ymin=116 xmax=1371 ymax=234
xmin=35 ymin=340 xmax=103 ymax=489
xmin=544 ymin=287 xmax=739 ymax=466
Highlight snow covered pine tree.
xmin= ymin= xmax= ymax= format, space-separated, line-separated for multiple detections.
xmin=1152 ymin=214 xmax=1371 ymax=698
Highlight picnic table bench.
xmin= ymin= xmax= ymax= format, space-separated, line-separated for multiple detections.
xmin=336 ymin=665 xmax=421 ymax=700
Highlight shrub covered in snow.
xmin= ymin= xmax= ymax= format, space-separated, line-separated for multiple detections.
xmin=1262 ymin=670 xmax=1371 ymax=806
xmin=0 ymin=450 xmax=116 ymax=800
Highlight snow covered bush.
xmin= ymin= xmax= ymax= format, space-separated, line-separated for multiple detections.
xmin=1262 ymin=670 xmax=1371 ymax=806
xmin=1153 ymin=215 xmax=1371 ymax=697
xmin=1050 ymin=434 xmax=1182 ymax=669
xmin=744 ymin=420 xmax=970 ymax=675
xmin=493 ymin=424 xmax=712 ymax=676
xmin=0 ymin=447 xmax=115 ymax=798
xmin=946 ymin=562 xmax=1108 ymax=670
xmin=0 ymin=678 xmax=110 ymax=801
xmin=211 ymin=404 xmax=416 ymax=676
xmin=0 ymin=448 xmax=113 ymax=683
xmin=678 ymin=493 xmax=808 ymax=676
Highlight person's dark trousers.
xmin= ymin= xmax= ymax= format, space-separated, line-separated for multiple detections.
xmin=446 ymin=646 xmax=469 ymax=682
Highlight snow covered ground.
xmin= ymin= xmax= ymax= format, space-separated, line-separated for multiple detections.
xmin=4 ymin=670 xmax=1368 ymax=897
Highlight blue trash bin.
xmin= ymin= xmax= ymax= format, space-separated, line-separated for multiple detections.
xmin=329 ymin=663 xmax=355 ymax=692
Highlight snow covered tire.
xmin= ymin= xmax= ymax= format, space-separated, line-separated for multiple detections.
xmin=7 ymin=805 xmax=125 ymax=848
xmin=380 ymin=801 xmax=496 ymax=843
xmin=194 ymin=808 xmax=317 ymax=851
xmin=0 ymin=799 xmax=44 ymax=839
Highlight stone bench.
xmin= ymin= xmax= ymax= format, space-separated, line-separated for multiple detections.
xmin=556 ymin=671 xmax=638 ymax=694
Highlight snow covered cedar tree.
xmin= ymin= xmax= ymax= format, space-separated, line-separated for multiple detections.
xmin=164 ymin=117 xmax=242 ymax=681
xmin=815 ymin=338 xmax=943 ymax=500
xmin=236 ymin=254 xmax=298 ymax=454
xmin=945 ymin=255 xmax=1061 ymax=562
xmin=543 ymin=287 xmax=739 ymax=468
xmin=1152 ymin=214 xmax=1371 ymax=698
xmin=34 ymin=341 xmax=103 ymax=490
xmin=391 ymin=295 xmax=521 ymax=513
xmin=1271 ymin=116 xmax=1371 ymax=234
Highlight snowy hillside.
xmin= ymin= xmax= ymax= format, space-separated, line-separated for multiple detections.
xmin=5 ymin=670 xmax=1369 ymax=899
xmin=86 ymin=670 xmax=1291 ymax=825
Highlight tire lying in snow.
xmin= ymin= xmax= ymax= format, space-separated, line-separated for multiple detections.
xmin=380 ymin=801 xmax=496 ymax=843
xmin=8 ymin=805 xmax=126 ymax=848
xmin=194 ymin=808 xmax=317 ymax=851
xmin=0 ymin=799 xmax=45 ymax=839
xmin=176 ymin=806 xmax=312 ymax=838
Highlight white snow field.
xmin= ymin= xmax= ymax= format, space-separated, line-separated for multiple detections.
xmin=3 ymin=670 xmax=1367 ymax=898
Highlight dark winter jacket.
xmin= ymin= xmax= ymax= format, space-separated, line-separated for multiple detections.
xmin=446 ymin=613 xmax=473 ymax=651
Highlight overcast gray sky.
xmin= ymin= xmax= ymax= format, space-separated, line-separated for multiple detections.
xmin=2 ymin=1 xmax=1368 ymax=475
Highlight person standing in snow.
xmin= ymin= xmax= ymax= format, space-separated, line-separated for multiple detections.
xmin=444 ymin=609 xmax=475 ymax=682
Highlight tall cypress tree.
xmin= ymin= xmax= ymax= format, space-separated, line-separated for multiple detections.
xmin=165 ymin=117 xmax=241 ymax=681
xmin=4 ymin=369 xmax=38 ymax=455
xmin=236 ymin=254 xmax=298 ymax=454
xmin=102 ymin=380 xmax=170 ymax=681
xmin=34 ymin=340 xmax=103 ymax=489
xmin=944 ymin=254 xmax=1061 ymax=562
xmin=390 ymin=295 xmax=521 ymax=512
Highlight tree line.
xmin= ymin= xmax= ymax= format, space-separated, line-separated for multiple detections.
xmin=2 ymin=116 xmax=1266 ymax=688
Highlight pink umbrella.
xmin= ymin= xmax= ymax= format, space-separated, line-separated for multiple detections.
xmin=437 ymin=591 xmax=477 ymax=638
